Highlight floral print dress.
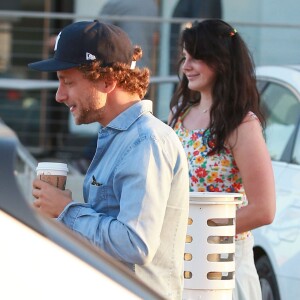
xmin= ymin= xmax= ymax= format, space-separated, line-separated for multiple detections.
xmin=174 ymin=109 xmax=253 ymax=240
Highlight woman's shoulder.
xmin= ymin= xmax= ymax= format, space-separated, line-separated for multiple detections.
xmin=241 ymin=111 xmax=263 ymax=129
xmin=236 ymin=112 xmax=263 ymax=134
xmin=227 ymin=111 xmax=263 ymax=149
xmin=242 ymin=111 xmax=259 ymax=123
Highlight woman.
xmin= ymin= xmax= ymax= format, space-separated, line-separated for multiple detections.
xmin=169 ymin=19 xmax=276 ymax=299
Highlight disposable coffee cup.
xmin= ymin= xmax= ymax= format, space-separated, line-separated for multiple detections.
xmin=36 ymin=162 xmax=69 ymax=190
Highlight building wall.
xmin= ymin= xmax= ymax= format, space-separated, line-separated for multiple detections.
xmin=73 ymin=0 xmax=300 ymax=67
xmin=74 ymin=0 xmax=105 ymax=21
xmin=223 ymin=0 xmax=300 ymax=66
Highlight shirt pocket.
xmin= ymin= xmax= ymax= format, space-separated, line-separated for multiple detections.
xmin=88 ymin=184 xmax=109 ymax=213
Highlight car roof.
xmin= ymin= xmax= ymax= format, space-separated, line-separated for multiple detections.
xmin=256 ymin=65 xmax=300 ymax=97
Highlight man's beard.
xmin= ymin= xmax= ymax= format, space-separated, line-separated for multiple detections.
xmin=76 ymin=106 xmax=106 ymax=125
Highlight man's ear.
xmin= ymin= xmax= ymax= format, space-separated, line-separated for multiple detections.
xmin=104 ymin=81 xmax=117 ymax=93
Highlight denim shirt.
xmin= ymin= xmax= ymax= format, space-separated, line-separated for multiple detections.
xmin=57 ymin=100 xmax=189 ymax=299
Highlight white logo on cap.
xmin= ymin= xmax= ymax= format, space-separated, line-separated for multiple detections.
xmin=86 ymin=53 xmax=96 ymax=60
xmin=54 ymin=32 xmax=61 ymax=51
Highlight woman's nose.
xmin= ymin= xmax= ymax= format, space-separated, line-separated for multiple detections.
xmin=182 ymin=59 xmax=191 ymax=72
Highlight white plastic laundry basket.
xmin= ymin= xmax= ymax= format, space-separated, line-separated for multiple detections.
xmin=183 ymin=192 xmax=242 ymax=300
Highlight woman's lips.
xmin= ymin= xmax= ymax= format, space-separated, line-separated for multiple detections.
xmin=186 ymin=74 xmax=199 ymax=80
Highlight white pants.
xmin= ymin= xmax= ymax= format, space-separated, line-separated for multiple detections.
xmin=233 ymin=235 xmax=262 ymax=300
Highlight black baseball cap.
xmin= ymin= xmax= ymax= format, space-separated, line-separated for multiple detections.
xmin=28 ymin=20 xmax=134 ymax=72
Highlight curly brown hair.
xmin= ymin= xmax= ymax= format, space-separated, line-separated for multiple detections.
xmin=78 ymin=46 xmax=150 ymax=99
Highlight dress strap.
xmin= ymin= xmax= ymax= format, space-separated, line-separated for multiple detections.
xmin=180 ymin=105 xmax=193 ymax=120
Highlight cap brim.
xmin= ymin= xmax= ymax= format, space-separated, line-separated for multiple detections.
xmin=28 ymin=58 xmax=80 ymax=72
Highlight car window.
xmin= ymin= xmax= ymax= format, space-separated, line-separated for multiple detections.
xmin=259 ymin=81 xmax=300 ymax=162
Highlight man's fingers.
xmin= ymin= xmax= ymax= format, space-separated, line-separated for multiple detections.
xmin=32 ymin=187 xmax=41 ymax=199
xmin=33 ymin=198 xmax=41 ymax=208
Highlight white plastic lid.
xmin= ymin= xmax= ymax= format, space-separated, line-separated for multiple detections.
xmin=189 ymin=192 xmax=242 ymax=198
xmin=189 ymin=192 xmax=242 ymax=204
xmin=36 ymin=162 xmax=69 ymax=175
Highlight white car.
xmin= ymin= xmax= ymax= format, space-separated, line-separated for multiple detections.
xmin=253 ymin=65 xmax=300 ymax=300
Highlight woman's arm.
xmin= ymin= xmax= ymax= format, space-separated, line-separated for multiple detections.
xmin=229 ymin=116 xmax=276 ymax=234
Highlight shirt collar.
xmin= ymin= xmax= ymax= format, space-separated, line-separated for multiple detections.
xmin=105 ymin=100 xmax=153 ymax=130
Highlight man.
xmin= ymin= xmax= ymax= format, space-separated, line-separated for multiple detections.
xmin=29 ymin=20 xmax=189 ymax=299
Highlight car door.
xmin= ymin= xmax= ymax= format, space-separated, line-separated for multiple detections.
xmin=254 ymin=78 xmax=300 ymax=300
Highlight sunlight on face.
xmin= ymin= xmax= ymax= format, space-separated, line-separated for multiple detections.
xmin=181 ymin=49 xmax=216 ymax=94
xmin=56 ymin=68 xmax=107 ymax=125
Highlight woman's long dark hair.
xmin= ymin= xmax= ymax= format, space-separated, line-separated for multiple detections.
xmin=169 ymin=19 xmax=265 ymax=153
